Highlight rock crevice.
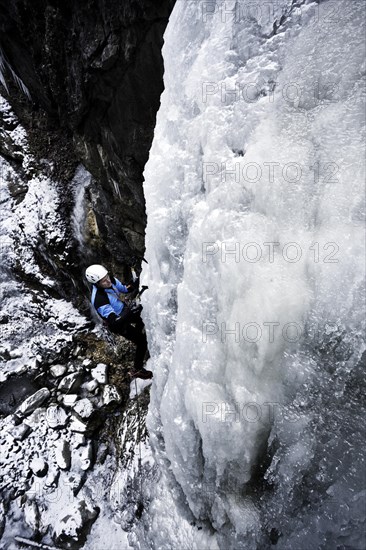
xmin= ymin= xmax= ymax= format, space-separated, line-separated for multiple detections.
xmin=0 ymin=0 xmax=176 ymax=261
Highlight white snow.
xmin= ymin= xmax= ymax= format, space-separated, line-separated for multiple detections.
xmin=71 ymin=164 xmax=92 ymax=248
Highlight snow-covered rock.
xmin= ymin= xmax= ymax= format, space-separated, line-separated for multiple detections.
xmin=7 ymin=423 xmax=31 ymax=441
xmin=65 ymin=472 xmax=86 ymax=495
xmin=71 ymin=433 xmax=86 ymax=449
xmin=53 ymin=496 xmax=99 ymax=545
xmin=29 ymin=456 xmax=48 ymax=477
xmin=91 ymin=363 xmax=108 ymax=384
xmin=44 ymin=468 xmax=60 ymax=489
xmin=73 ymin=398 xmax=94 ymax=419
xmin=54 ymin=439 xmax=71 ymax=470
xmin=23 ymin=408 xmax=45 ymax=429
xmin=50 ymin=364 xmax=67 ymax=378
xmin=102 ymin=385 xmax=121 ymax=406
xmin=46 ymin=404 xmax=68 ymax=428
xmin=0 ymin=502 xmax=5 ymax=539
xmin=69 ymin=415 xmax=89 ymax=433
xmin=58 ymin=372 xmax=82 ymax=393
xmin=84 ymin=379 xmax=99 ymax=393
xmin=60 ymin=394 xmax=78 ymax=407
xmin=79 ymin=442 xmax=93 ymax=471
xmin=17 ymin=388 xmax=50 ymax=417
xmin=73 ymin=440 xmax=93 ymax=472
xmin=23 ymin=500 xmax=40 ymax=532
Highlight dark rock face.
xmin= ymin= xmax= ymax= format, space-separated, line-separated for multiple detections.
xmin=0 ymin=0 xmax=175 ymax=262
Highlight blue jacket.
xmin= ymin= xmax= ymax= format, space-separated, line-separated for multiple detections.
xmin=91 ymin=277 xmax=129 ymax=320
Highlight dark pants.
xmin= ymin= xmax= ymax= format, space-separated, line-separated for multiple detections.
xmin=108 ymin=306 xmax=147 ymax=371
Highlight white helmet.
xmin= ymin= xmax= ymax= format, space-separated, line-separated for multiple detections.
xmin=85 ymin=264 xmax=108 ymax=284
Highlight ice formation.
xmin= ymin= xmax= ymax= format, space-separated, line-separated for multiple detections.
xmin=141 ymin=0 xmax=366 ymax=547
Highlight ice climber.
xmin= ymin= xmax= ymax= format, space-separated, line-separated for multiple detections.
xmin=85 ymin=264 xmax=152 ymax=380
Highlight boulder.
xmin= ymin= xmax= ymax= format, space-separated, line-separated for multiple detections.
xmin=53 ymin=497 xmax=99 ymax=546
xmin=50 ymin=364 xmax=67 ymax=378
xmin=69 ymin=415 xmax=89 ymax=433
xmin=91 ymin=363 xmax=108 ymax=384
xmin=29 ymin=456 xmax=48 ymax=477
xmin=46 ymin=404 xmax=69 ymax=428
xmin=102 ymin=385 xmax=122 ymax=406
xmin=73 ymin=398 xmax=94 ymax=420
xmin=17 ymin=388 xmax=50 ymax=417
xmin=61 ymin=394 xmax=78 ymax=407
xmin=84 ymin=379 xmax=99 ymax=393
xmin=7 ymin=423 xmax=31 ymax=441
xmin=58 ymin=372 xmax=83 ymax=393
xmin=54 ymin=439 xmax=71 ymax=470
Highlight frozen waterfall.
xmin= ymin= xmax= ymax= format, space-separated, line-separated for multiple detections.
xmin=140 ymin=0 xmax=365 ymax=548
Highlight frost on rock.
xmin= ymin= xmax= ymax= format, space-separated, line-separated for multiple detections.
xmin=0 ymin=94 xmax=132 ymax=550
xmin=17 ymin=388 xmax=50 ymax=417
xmin=50 ymin=364 xmax=67 ymax=378
xmin=53 ymin=497 xmax=99 ymax=546
xmin=46 ymin=404 xmax=69 ymax=428
xmin=91 ymin=363 xmax=108 ymax=384
xmin=54 ymin=439 xmax=71 ymax=470
xmin=58 ymin=372 xmax=83 ymax=393
xmin=102 ymin=384 xmax=122 ymax=406
xmin=29 ymin=456 xmax=48 ymax=477
xmin=73 ymin=398 xmax=94 ymax=419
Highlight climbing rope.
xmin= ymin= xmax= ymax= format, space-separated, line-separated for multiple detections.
xmin=134 ymin=376 xmax=144 ymax=518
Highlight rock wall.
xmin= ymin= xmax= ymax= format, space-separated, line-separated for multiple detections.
xmin=0 ymin=0 xmax=175 ymax=264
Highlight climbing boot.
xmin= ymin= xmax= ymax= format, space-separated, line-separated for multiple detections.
xmin=130 ymin=368 xmax=153 ymax=380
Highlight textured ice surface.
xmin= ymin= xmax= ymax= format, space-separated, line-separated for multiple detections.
xmin=141 ymin=0 xmax=365 ymax=548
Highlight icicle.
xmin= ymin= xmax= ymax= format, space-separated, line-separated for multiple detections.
xmin=0 ymin=48 xmax=31 ymax=99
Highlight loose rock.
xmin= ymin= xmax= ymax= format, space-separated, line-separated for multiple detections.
xmin=7 ymin=423 xmax=31 ymax=441
xmin=50 ymin=364 xmax=67 ymax=378
xmin=84 ymin=379 xmax=99 ymax=393
xmin=73 ymin=398 xmax=94 ymax=420
xmin=58 ymin=372 xmax=82 ymax=393
xmin=53 ymin=497 xmax=99 ymax=545
xmin=69 ymin=415 xmax=89 ymax=433
xmin=29 ymin=457 xmax=48 ymax=477
xmin=17 ymin=388 xmax=50 ymax=417
xmin=46 ymin=404 xmax=69 ymax=429
xmin=54 ymin=439 xmax=71 ymax=470
xmin=102 ymin=385 xmax=122 ymax=406
xmin=91 ymin=363 xmax=108 ymax=384
xmin=61 ymin=394 xmax=78 ymax=407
